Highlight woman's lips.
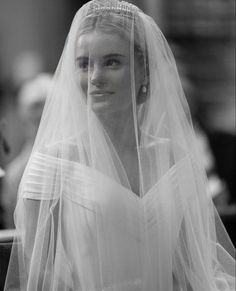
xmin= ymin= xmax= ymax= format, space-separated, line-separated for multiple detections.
xmin=89 ymin=91 xmax=114 ymax=99
xmin=89 ymin=91 xmax=113 ymax=101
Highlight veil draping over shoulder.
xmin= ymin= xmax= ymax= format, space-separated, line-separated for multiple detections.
xmin=4 ymin=0 xmax=235 ymax=290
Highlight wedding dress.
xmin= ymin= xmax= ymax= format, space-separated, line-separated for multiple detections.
xmin=5 ymin=1 xmax=235 ymax=290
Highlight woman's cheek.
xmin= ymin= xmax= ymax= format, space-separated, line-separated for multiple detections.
xmin=112 ymin=67 xmax=131 ymax=89
xmin=77 ymin=73 xmax=88 ymax=96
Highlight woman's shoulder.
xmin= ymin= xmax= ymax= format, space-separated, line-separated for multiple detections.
xmin=143 ymin=135 xmax=188 ymax=168
xmin=37 ymin=135 xmax=86 ymax=163
xmin=143 ymin=134 xmax=185 ymax=153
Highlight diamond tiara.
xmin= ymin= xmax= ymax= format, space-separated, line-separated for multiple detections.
xmin=86 ymin=0 xmax=140 ymax=17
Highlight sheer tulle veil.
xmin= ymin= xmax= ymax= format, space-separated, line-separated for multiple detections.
xmin=5 ymin=0 xmax=235 ymax=290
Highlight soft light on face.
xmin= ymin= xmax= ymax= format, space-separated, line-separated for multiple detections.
xmin=75 ymin=31 xmax=143 ymax=113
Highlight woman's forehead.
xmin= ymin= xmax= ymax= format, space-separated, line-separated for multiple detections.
xmin=76 ymin=31 xmax=130 ymax=57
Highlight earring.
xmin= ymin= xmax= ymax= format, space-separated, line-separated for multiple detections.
xmin=141 ymin=85 xmax=147 ymax=94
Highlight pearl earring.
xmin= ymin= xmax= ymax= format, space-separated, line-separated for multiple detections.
xmin=142 ymin=85 xmax=147 ymax=94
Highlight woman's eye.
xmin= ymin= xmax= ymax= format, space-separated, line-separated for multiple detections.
xmin=105 ymin=59 xmax=120 ymax=68
xmin=76 ymin=58 xmax=89 ymax=70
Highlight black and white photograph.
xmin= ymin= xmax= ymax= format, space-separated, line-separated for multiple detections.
xmin=0 ymin=0 xmax=235 ymax=290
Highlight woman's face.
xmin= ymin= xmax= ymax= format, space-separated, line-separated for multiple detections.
xmin=75 ymin=31 xmax=143 ymax=113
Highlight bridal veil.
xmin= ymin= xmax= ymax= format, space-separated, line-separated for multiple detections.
xmin=5 ymin=0 xmax=235 ymax=290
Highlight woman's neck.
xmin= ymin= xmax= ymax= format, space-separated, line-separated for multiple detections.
xmin=97 ymin=108 xmax=138 ymax=154
xmin=96 ymin=107 xmax=141 ymax=196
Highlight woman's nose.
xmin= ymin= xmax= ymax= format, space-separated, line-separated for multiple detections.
xmin=89 ymin=65 xmax=105 ymax=87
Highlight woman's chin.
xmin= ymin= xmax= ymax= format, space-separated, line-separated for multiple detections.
xmin=91 ymin=101 xmax=111 ymax=112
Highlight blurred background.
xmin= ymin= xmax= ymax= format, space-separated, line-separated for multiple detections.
xmin=0 ymin=0 xmax=235 ymax=288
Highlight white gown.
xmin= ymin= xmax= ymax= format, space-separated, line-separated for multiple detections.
xmin=22 ymin=150 xmax=205 ymax=291
xmin=4 ymin=1 xmax=235 ymax=290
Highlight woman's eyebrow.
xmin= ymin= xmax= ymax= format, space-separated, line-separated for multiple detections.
xmin=103 ymin=53 xmax=125 ymax=58
xmin=75 ymin=54 xmax=125 ymax=62
xmin=76 ymin=56 xmax=88 ymax=61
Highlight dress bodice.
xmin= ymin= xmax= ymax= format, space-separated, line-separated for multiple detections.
xmin=22 ymin=151 xmax=193 ymax=290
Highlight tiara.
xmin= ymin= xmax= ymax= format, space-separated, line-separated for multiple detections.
xmin=86 ymin=0 xmax=140 ymax=17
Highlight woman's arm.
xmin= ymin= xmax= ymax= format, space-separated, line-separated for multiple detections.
xmin=23 ymin=198 xmax=59 ymax=290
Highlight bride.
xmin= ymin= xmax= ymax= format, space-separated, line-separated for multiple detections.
xmin=5 ymin=0 xmax=235 ymax=290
